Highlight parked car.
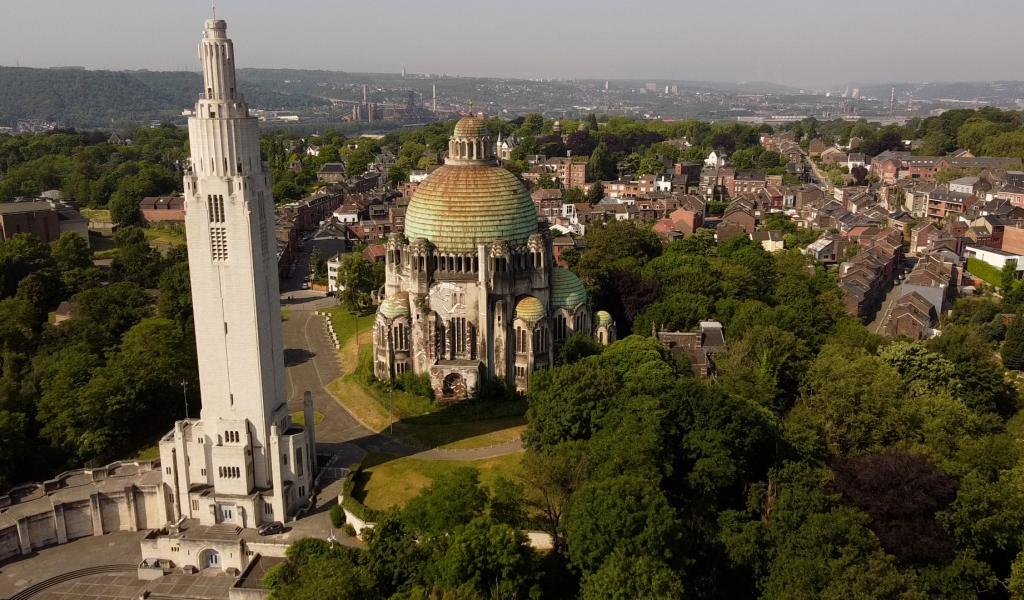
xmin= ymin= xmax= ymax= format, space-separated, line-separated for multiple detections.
xmin=302 ymin=282 xmax=310 ymax=290
xmin=257 ymin=521 xmax=284 ymax=536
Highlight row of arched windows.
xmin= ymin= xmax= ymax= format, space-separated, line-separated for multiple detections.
xmin=219 ymin=466 xmax=241 ymax=479
xmin=401 ymin=250 xmax=546 ymax=276
xmin=515 ymin=325 xmax=550 ymax=354
xmin=449 ymin=139 xmax=491 ymax=161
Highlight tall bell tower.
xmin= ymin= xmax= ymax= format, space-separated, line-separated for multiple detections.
xmin=157 ymin=18 xmax=315 ymax=532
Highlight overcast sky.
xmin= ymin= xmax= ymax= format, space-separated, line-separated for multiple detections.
xmin=2 ymin=0 xmax=1021 ymax=87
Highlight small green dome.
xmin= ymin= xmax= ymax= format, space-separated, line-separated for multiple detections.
xmin=453 ymin=116 xmax=487 ymax=138
xmin=550 ymin=267 xmax=587 ymax=309
xmin=515 ymin=296 xmax=546 ymax=322
xmin=596 ymin=310 xmax=614 ymax=327
xmin=379 ymin=293 xmax=410 ymax=320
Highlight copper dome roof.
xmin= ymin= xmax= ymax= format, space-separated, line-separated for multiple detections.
xmin=453 ymin=116 xmax=487 ymax=138
xmin=404 ymin=164 xmax=537 ymax=252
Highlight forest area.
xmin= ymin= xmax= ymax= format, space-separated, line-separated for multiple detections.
xmin=266 ymin=222 xmax=1024 ymax=600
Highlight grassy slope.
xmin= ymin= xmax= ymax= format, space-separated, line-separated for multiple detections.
xmin=356 ymin=452 xmax=523 ymax=512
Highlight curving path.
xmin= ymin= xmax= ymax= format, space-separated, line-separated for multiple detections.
xmin=280 ymin=295 xmax=523 ymax=463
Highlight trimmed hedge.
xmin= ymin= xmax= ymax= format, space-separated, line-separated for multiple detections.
xmin=967 ymin=257 xmax=1003 ymax=287
xmin=329 ymin=504 xmax=345 ymax=528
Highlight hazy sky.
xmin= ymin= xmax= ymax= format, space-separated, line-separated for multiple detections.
xmin=2 ymin=0 xmax=1022 ymax=87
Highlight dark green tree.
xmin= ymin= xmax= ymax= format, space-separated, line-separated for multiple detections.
xmin=436 ymin=516 xmax=539 ymax=598
xmin=1003 ymin=315 xmax=1024 ymax=370
xmin=587 ymin=142 xmax=616 ymax=181
xmin=580 ymin=551 xmax=684 ymax=600
xmin=402 ymin=467 xmax=487 ymax=537
xmin=565 ymin=475 xmax=682 ymax=573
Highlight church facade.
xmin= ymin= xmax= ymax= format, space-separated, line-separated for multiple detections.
xmin=373 ymin=117 xmax=615 ymax=399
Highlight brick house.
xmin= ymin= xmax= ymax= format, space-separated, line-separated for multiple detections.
xmin=140 ymin=196 xmax=185 ymax=223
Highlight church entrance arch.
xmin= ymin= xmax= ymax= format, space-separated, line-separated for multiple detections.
xmin=442 ymin=373 xmax=466 ymax=398
xmin=199 ymin=549 xmax=221 ymax=570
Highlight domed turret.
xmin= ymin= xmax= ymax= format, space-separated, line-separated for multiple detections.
xmin=379 ymin=292 xmax=410 ymax=320
xmin=550 ymin=267 xmax=587 ymax=310
xmin=515 ymin=296 xmax=546 ymax=323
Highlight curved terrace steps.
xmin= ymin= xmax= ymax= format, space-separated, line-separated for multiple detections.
xmin=7 ymin=563 xmax=136 ymax=600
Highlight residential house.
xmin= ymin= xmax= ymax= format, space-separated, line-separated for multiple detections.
xmin=885 ymin=291 xmax=938 ymax=340
xmin=704 ymin=151 xmax=728 ymax=168
xmin=655 ymin=321 xmax=727 ymax=377
xmin=820 ymin=147 xmax=847 ymax=165
xmin=317 ymin=162 xmax=346 ymax=183
xmin=847 ymin=153 xmax=868 ymax=173
xmin=808 ymin=139 xmax=827 ymax=157
xmin=751 ymin=230 xmax=784 ymax=252
xmin=838 ymin=228 xmax=903 ymax=320
xmin=927 ymin=188 xmax=973 ymax=221
xmin=139 ymin=196 xmax=185 ymax=223
xmin=804 ymin=234 xmax=847 ymax=263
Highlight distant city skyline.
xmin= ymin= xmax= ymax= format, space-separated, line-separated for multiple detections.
xmin=3 ymin=0 xmax=1023 ymax=88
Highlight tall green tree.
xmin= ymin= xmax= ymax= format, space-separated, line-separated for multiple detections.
xmin=565 ymin=475 xmax=683 ymax=573
xmin=1003 ymin=316 xmax=1024 ymax=370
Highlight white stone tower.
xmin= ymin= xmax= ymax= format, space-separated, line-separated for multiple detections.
xmin=157 ymin=18 xmax=315 ymax=531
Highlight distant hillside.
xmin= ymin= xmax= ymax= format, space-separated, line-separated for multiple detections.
xmin=855 ymin=81 xmax=1024 ymax=102
xmin=0 ymin=67 xmax=331 ymax=127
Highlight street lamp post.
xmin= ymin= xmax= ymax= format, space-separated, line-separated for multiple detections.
xmin=181 ymin=379 xmax=190 ymax=420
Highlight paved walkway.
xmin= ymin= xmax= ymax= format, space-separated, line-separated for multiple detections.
xmin=281 ymin=295 xmax=524 ymax=464
xmin=34 ymin=571 xmax=234 ymax=600
xmin=0 ymin=531 xmax=145 ymax=598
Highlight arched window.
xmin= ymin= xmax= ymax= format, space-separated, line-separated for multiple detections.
xmin=393 ymin=322 xmax=408 ymax=352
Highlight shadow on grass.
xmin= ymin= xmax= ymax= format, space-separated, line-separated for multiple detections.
xmin=331 ymin=394 xmax=527 ymax=474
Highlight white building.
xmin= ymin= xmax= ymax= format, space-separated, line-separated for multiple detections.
xmin=965 ymin=245 xmax=1024 ymax=272
xmin=142 ymin=18 xmax=316 ymax=574
xmin=704 ymin=151 xmax=728 ymax=168
xmin=327 ymin=254 xmax=343 ymax=293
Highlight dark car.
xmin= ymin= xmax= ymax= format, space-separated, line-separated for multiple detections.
xmin=257 ymin=521 xmax=284 ymax=536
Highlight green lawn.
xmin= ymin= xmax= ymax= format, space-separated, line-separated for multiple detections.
xmin=355 ymin=452 xmax=523 ymax=511
xmin=289 ymin=410 xmax=325 ymax=426
xmin=967 ymin=257 xmax=1003 ymax=287
xmin=143 ymin=225 xmax=187 ymax=247
xmin=321 ymin=305 xmax=376 ymax=350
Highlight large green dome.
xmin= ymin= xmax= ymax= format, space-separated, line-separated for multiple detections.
xmin=550 ymin=267 xmax=587 ymax=309
xmin=405 ymin=164 xmax=537 ymax=252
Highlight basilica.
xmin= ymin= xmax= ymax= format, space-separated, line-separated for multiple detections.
xmin=373 ymin=116 xmax=615 ymax=399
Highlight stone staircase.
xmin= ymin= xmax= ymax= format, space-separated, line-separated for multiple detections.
xmin=207 ymin=523 xmax=242 ymax=536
